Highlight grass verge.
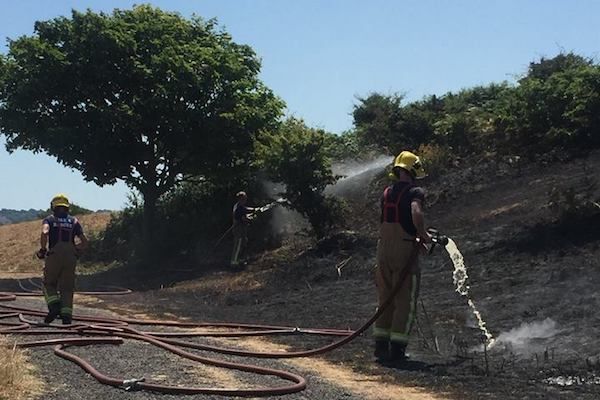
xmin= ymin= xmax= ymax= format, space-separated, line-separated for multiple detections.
xmin=0 ymin=337 xmax=44 ymax=400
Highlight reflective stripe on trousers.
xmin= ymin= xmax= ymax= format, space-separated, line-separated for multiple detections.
xmin=373 ymin=223 xmax=421 ymax=344
xmin=230 ymin=223 xmax=248 ymax=266
xmin=43 ymin=241 xmax=77 ymax=314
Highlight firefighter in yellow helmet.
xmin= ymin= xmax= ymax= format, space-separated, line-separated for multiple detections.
xmin=373 ymin=151 xmax=432 ymax=363
xmin=36 ymin=194 xmax=88 ymax=324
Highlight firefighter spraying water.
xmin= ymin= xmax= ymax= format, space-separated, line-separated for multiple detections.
xmin=228 ymin=192 xmax=288 ymax=269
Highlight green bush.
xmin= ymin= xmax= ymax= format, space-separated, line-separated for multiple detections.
xmin=547 ymin=172 xmax=600 ymax=223
xmin=417 ymin=143 xmax=452 ymax=179
xmin=256 ymin=118 xmax=346 ymax=238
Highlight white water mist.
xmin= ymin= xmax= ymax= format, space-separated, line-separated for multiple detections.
xmin=326 ymin=155 xmax=390 ymax=196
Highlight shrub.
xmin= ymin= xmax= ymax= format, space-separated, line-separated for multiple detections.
xmin=417 ymin=143 xmax=452 ymax=179
xmin=256 ymin=118 xmax=346 ymax=238
xmin=547 ymin=171 xmax=600 ymax=223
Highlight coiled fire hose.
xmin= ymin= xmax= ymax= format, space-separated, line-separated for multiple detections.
xmin=0 ymin=245 xmax=424 ymax=396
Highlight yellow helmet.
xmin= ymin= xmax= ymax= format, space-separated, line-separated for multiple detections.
xmin=392 ymin=151 xmax=427 ymax=179
xmin=50 ymin=193 xmax=70 ymax=210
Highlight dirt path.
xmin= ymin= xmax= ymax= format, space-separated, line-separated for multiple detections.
xmin=236 ymin=337 xmax=446 ymax=400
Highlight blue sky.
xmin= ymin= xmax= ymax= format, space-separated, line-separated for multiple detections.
xmin=1 ymin=0 xmax=599 ymax=210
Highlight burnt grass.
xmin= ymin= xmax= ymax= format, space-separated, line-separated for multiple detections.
xmin=80 ymin=152 xmax=600 ymax=399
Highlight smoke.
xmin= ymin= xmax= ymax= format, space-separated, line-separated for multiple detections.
xmin=259 ymin=154 xmax=391 ymax=237
xmin=326 ymin=155 xmax=390 ymax=196
xmin=495 ymin=318 xmax=559 ymax=349
xmin=259 ymin=180 xmax=307 ymax=238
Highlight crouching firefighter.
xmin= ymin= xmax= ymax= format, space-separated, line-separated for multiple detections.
xmin=374 ymin=151 xmax=432 ymax=363
xmin=36 ymin=194 xmax=88 ymax=324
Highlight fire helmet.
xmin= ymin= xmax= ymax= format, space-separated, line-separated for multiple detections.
xmin=50 ymin=194 xmax=70 ymax=210
xmin=392 ymin=151 xmax=427 ymax=179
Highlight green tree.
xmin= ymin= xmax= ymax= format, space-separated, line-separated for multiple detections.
xmin=256 ymin=118 xmax=344 ymax=238
xmin=352 ymin=93 xmax=434 ymax=154
xmin=523 ymin=52 xmax=592 ymax=82
xmin=0 ymin=6 xmax=283 ymax=246
xmin=432 ymin=84 xmax=509 ymax=153
xmin=322 ymin=129 xmax=361 ymax=160
xmin=496 ymin=55 xmax=600 ymax=154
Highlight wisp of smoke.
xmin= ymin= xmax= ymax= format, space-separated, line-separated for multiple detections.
xmin=260 ymin=180 xmax=307 ymax=237
xmin=261 ymin=154 xmax=391 ymax=236
xmin=495 ymin=318 xmax=559 ymax=348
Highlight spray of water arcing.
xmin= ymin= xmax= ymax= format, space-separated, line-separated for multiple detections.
xmin=257 ymin=198 xmax=287 ymax=213
xmin=445 ymin=238 xmax=496 ymax=349
xmin=327 ymin=155 xmax=390 ymax=196
xmin=331 ymin=155 xmax=390 ymax=179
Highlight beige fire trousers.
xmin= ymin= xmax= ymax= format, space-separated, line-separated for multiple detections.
xmin=230 ymin=223 xmax=248 ymax=266
xmin=373 ymin=223 xmax=420 ymax=344
xmin=43 ymin=241 xmax=77 ymax=316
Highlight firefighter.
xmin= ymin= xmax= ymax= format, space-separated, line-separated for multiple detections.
xmin=36 ymin=194 xmax=88 ymax=324
xmin=374 ymin=151 xmax=432 ymax=363
xmin=230 ymin=191 xmax=256 ymax=269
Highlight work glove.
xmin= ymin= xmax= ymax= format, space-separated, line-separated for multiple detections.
xmin=36 ymin=248 xmax=47 ymax=259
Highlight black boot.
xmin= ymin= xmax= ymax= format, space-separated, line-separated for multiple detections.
xmin=61 ymin=314 xmax=72 ymax=325
xmin=44 ymin=302 xmax=61 ymax=324
xmin=390 ymin=342 xmax=409 ymax=362
xmin=374 ymin=340 xmax=390 ymax=361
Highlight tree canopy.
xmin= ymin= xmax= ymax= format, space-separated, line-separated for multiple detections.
xmin=0 ymin=5 xmax=284 ymax=243
xmin=352 ymin=53 xmax=600 ymax=163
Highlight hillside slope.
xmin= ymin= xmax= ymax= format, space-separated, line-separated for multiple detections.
xmin=78 ymin=151 xmax=600 ymax=399
xmin=0 ymin=209 xmax=44 ymax=225
xmin=1 ymin=153 xmax=599 ymax=399
xmin=0 ymin=212 xmax=112 ymax=274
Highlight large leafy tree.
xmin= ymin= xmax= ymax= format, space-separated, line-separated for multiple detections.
xmin=0 ymin=6 xmax=283 ymax=244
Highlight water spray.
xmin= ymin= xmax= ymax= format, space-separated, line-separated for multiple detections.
xmin=253 ymin=197 xmax=289 ymax=215
xmin=213 ymin=198 xmax=289 ymax=250
xmin=444 ymin=238 xmax=496 ymax=349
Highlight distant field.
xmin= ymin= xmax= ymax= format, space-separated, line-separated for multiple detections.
xmin=0 ymin=213 xmax=112 ymax=274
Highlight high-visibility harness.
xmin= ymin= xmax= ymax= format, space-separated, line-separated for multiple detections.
xmin=48 ymin=216 xmax=77 ymax=248
xmin=381 ymin=184 xmax=412 ymax=224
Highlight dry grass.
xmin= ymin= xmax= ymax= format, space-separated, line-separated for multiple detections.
xmin=0 ymin=213 xmax=112 ymax=274
xmin=0 ymin=337 xmax=44 ymax=400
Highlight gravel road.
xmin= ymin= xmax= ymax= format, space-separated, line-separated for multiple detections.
xmin=4 ymin=297 xmax=372 ymax=400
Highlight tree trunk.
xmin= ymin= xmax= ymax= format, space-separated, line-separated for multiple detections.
xmin=141 ymin=187 xmax=159 ymax=259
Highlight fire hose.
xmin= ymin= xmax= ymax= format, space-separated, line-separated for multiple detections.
xmin=0 ymin=231 xmax=448 ymax=396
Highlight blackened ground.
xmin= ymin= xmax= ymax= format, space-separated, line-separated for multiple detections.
xmin=7 ymin=152 xmax=600 ymax=399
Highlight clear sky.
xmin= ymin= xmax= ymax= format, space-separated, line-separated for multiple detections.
xmin=1 ymin=0 xmax=599 ymax=210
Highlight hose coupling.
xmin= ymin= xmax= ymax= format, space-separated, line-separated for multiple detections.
xmin=122 ymin=377 xmax=145 ymax=391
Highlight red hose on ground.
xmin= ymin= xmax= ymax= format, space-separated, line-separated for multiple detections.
xmin=0 ymin=248 xmax=417 ymax=396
